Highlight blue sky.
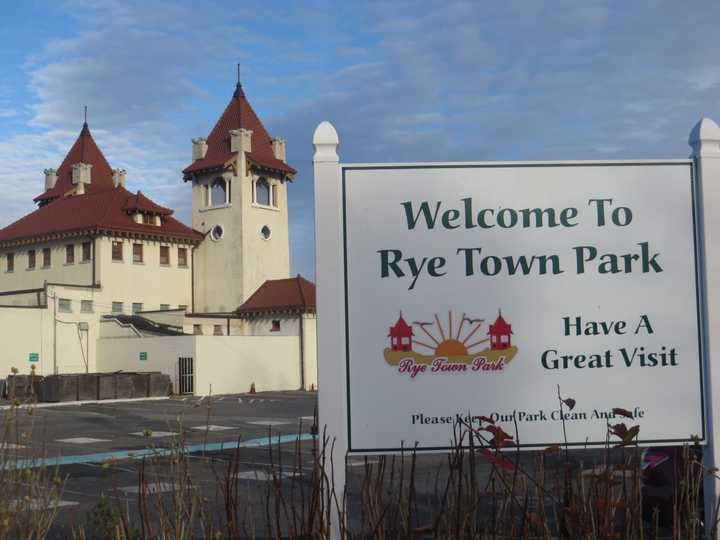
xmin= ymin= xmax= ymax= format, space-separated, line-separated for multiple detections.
xmin=0 ymin=0 xmax=719 ymax=278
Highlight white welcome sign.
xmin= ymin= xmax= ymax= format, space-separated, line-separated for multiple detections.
xmin=314 ymin=118 xmax=720 ymax=533
xmin=315 ymin=133 xmax=706 ymax=454
xmin=340 ymin=162 xmax=704 ymax=451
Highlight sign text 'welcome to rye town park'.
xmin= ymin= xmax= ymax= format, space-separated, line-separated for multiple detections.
xmin=340 ymin=162 xmax=704 ymax=452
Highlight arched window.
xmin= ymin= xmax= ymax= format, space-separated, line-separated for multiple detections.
xmin=255 ymin=177 xmax=270 ymax=206
xmin=210 ymin=178 xmax=228 ymax=206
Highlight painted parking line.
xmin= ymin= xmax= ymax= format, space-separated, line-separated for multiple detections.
xmin=190 ymin=425 xmax=236 ymax=431
xmin=10 ymin=500 xmax=79 ymax=511
xmin=129 ymin=431 xmax=178 ymax=438
xmin=0 ymin=443 xmax=26 ymax=450
xmin=57 ymin=437 xmax=111 ymax=444
xmin=6 ymin=432 xmax=315 ymax=470
xmin=120 ymin=483 xmax=176 ymax=494
xmin=347 ymin=459 xmax=381 ymax=467
xmin=233 ymin=470 xmax=299 ymax=481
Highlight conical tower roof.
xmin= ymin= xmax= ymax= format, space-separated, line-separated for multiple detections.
xmin=183 ymin=83 xmax=296 ymax=178
xmin=34 ymin=122 xmax=115 ymax=204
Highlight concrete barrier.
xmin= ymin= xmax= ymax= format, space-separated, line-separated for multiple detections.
xmin=78 ymin=374 xmax=98 ymax=401
xmin=98 ymin=374 xmax=116 ymax=400
xmin=40 ymin=375 xmax=78 ymax=402
xmin=149 ymin=373 xmax=171 ymax=396
xmin=5 ymin=372 xmax=171 ymax=403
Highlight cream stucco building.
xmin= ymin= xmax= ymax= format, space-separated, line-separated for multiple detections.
xmin=0 ymin=81 xmax=317 ymax=395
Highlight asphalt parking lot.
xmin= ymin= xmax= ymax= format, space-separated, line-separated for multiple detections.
xmin=0 ymin=391 xmax=319 ymax=536
xmin=0 ymin=392 xmax=647 ymax=538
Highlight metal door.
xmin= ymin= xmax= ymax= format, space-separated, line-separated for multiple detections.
xmin=178 ymin=357 xmax=194 ymax=394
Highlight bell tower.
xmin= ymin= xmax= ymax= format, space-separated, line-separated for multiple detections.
xmin=183 ymin=80 xmax=296 ymax=313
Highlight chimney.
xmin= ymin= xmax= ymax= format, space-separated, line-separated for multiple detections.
xmin=271 ymin=138 xmax=286 ymax=162
xmin=230 ymin=128 xmax=252 ymax=153
xmin=112 ymin=168 xmax=126 ymax=188
xmin=71 ymin=163 xmax=93 ymax=195
xmin=43 ymin=168 xmax=57 ymax=191
xmin=192 ymin=137 xmax=208 ymax=161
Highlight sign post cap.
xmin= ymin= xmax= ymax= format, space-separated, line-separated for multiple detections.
xmin=313 ymin=121 xmax=339 ymax=162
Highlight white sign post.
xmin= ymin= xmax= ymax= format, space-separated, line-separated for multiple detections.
xmin=691 ymin=118 xmax=720 ymax=533
xmin=315 ymin=119 xmax=718 ymax=534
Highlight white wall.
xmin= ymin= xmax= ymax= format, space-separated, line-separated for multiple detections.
xmin=302 ymin=315 xmax=317 ymax=390
xmin=0 ymin=307 xmax=50 ymax=377
xmin=194 ymin=336 xmax=300 ymax=395
xmin=97 ymin=334 xmax=309 ymax=396
xmin=97 ymin=335 xmax=195 ymax=392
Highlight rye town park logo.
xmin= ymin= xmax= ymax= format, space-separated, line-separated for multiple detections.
xmin=384 ymin=310 xmax=519 ymax=378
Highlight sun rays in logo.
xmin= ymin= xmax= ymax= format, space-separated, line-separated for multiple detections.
xmin=411 ymin=311 xmax=490 ymax=357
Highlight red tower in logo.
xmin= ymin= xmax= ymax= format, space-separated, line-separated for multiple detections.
xmin=388 ymin=312 xmax=414 ymax=352
xmin=488 ymin=311 xmax=513 ymax=350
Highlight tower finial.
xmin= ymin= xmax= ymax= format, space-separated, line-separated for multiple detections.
xmin=84 ymin=105 xmax=87 ymax=126
xmin=233 ymin=63 xmax=244 ymax=98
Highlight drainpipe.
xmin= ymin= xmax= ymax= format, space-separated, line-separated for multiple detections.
xmin=298 ymin=311 xmax=305 ymax=390
xmin=52 ymin=288 xmax=57 ymax=375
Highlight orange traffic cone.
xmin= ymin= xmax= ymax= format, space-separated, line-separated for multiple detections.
xmin=249 ymin=382 xmax=256 ymax=394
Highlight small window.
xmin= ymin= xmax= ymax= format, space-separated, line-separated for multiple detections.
xmin=160 ymin=304 xmax=170 ymax=311
xmin=271 ymin=320 xmax=281 ymax=332
xmin=210 ymin=225 xmax=224 ymax=241
xmin=132 ymin=243 xmax=143 ymax=263
xmin=132 ymin=302 xmax=143 ymax=314
xmin=28 ymin=250 xmax=36 ymax=269
xmin=179 ymin=304 xmax=188 ymax=311
xmin=178 ymin=248 xmax=188 ymax=267
xmin=66 ymin=244 xmax=75 ymax=264
xmin=82 ymin=241 xmax=92 ymax=262
xmin=58 ymin=298 xmax=71 ymax=313
xmin=112 ymin=302 xmax=123 ymax=314
xmin=261 ymin=225 xmax=271 ymax=240
xmin=211 ymin=178 xmax=228 ymax=206
xmin=213 ymin=324 xmax=224 ymax=336
xmin=193 ymin=324 xmax=203 ymax=335
xmin=255 ymin=178 xmax=270 ymax=206
xmin=142 ymin=213 xmax=154 ymax=225
xmin=6 ymin=253 xmax=14 ymax=273
xmin=42 ymin=248 xmax=51 ymax=268
xmin=160 ymin=246 xmax=170 ymax=266
xmin=271 ymin=184 xmax=278 ymax=208
xmin=81 ymin=300 xmax=94 ymax=313
xmin=112 ymin=241 xmax=123 ymax=261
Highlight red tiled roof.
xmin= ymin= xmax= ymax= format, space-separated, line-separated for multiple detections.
xmin=0 ymin=186 xmax=203 ymax=246
xmin=34 ymin=123 xmax=115 ymax=204
xmin=183 ymin=84 xmax=296 ymax=178
xmin=236 ymin=275 xmax=315 ymax=315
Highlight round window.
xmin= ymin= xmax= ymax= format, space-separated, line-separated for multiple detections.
xmin=261 ymin=225 xmax=271 ymax=240
xmin=210 ymin=224 xmax=224 ymax=241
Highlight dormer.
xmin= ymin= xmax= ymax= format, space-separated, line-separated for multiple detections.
xmin=72 ymin=162 xmax=93 ymax=195
xmin=122 ymin=190 xmax=173 ymax=227
xmin=230 ymin=128 xmax=252 ymax=153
